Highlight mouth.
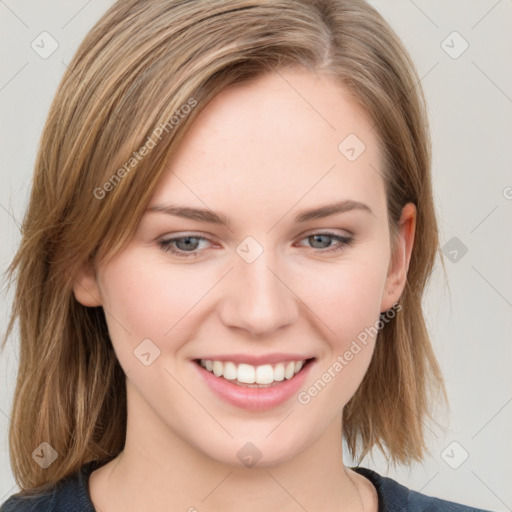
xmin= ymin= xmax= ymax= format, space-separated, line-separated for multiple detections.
xmin=193 ymin=357 xmax=316 ymax=388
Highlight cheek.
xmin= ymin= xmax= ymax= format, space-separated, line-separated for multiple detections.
xmin=98 ymin=250 xmax=210 ymax=352
xmin=295 ymin=256 xmax=389 ymax=343
xmin=294 ymin=260 xmax=388 ymax=411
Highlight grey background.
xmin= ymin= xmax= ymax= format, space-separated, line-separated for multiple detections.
xmin=1 ymin=1 xmax=511 ymax=510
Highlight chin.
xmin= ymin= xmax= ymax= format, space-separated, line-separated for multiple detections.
xmin=196 ymin=435 xmax=303 ymax=470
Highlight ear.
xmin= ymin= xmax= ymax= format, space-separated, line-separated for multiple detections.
xmin=380 ymin=202 xmax=416 ymax=313
xmin=72 ymin=259 xmax=102 ymax=307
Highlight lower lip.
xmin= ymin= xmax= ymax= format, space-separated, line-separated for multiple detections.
xmin=193 ymin=359 xmax=315 ymax=411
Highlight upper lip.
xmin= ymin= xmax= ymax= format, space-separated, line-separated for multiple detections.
xmin=194 ymin=353 xmax=315 ymax=366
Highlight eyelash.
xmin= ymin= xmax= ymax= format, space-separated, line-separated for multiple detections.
xmin=157 ymin=232 xmax=354 ymax=259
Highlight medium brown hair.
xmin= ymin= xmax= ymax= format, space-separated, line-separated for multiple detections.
xmin=2 ymin=0 xmax=448 ymax=493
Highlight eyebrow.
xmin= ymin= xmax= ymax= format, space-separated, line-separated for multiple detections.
xmin=145 ymin=199 xmax=373 ymax=228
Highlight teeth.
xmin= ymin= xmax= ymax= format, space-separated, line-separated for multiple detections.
xmin=199 ymin=359 xmax=308 ymax=385
xmin=237 ymin=363 xmax=255 ymax=384
xmin=223 ymin=362 xmax=237 ymax=380
xmin=284 ymin=361 xmax=295 ymax=380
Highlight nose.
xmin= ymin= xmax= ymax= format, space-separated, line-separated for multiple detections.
xmin=218 ymin=248 xmax=298 ymax=337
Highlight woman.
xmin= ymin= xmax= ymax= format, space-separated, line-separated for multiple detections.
xmin=0 ymin=0 xmax=495 ymax=510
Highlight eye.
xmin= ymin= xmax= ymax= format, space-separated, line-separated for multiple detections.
xmin=297 ymin=232 xmax=354 ymax=254
xmin=157 ymin=232 xmax=354 ymax=259
xmin=157 ymin=235 xmax=213 ymax=259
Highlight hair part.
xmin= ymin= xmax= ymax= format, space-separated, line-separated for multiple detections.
xmin=2 ymin=0 xmax=448 ymax=493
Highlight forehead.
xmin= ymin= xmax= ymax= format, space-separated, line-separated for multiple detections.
xmin=150 ymin=69 xmax=386 ymax=223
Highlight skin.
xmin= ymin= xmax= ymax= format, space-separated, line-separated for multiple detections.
xmin=74 ymin=67 xmax=416 ymax=512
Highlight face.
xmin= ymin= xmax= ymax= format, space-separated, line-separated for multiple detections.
xmin=74 ymin=68 xmax=415 ymax=468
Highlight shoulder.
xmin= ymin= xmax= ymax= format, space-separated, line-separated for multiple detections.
xmin=0 ymin=462 xmax=99 ymax=512
xmin=351 ymin=466 xmax=495 ymax=512
xmin=0 ymin=492 xmax=54 ymax=512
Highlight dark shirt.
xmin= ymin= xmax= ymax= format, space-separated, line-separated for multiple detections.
xmin=0 ymin=462 xmax=495 ymax=511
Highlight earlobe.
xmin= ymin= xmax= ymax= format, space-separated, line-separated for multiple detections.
xmin=381 ymin=202 xmax=416 ymax=312
xmin=72 ymin=259 xmax=102 ymax=307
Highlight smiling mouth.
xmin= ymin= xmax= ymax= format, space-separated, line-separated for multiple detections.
xmin=193 ymin=358 xmax=315 ymax=388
